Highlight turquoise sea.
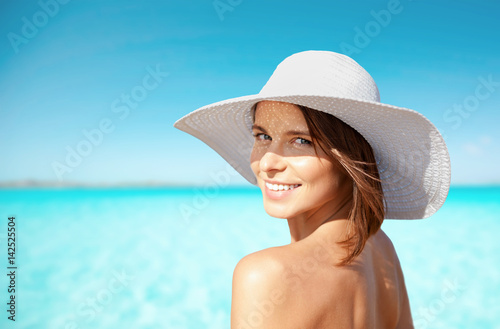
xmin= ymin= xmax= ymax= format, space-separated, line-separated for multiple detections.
xmin=0 ymin=186 xmax=499 ymax=328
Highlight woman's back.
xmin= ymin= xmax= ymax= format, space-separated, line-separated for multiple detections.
xmin=231 ymin=227 xmax=413 ymax=329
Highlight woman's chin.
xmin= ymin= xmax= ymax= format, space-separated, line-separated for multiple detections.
xmin=262 ymin=201 xmax=295 ymax=219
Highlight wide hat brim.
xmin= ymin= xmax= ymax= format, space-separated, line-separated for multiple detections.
xmin=174 ymin=92 xmax=451 ymax=220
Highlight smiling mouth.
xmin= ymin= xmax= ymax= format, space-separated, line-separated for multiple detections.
xmin=265 ymin=182 xmax=301 ymax=191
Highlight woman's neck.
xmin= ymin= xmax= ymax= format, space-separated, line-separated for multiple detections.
xmin=286 ymin=195 xmax=352 ymax=243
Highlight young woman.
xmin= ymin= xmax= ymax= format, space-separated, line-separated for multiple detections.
xmin=174 ymin=50 xmax=450 ymax=328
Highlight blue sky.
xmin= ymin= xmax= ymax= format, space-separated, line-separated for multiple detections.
xmin=0 ymin=0 xmax=499 ymax=185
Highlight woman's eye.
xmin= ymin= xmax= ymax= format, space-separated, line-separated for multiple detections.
xmin=253 ymin=133 xmax=271 ymax=141
xmin=294 ymin=137 xmax=311 ymax=145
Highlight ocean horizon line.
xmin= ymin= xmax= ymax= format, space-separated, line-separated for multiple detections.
xmin=0 ymin=180 xmax=499 ymax=189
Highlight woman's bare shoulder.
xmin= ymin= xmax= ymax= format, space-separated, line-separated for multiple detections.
xmin=362 ymin=229 xmax=415 ymax=328
xmin=232 ymin=247 xmax=286 ymax=289
xmin=372 ymin=229 xmax=398 ymax=251
xmin=230 ymin=242 xmax=360 ymax=328
xmin=231 ymin=246 xmax=296 ymax=328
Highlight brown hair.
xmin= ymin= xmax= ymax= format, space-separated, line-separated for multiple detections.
xmin=251 ymin=102 xmax=385 ymax=266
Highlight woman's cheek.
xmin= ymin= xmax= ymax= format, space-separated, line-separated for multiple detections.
xmin=290 ymin=157 xmax=325 ymax=181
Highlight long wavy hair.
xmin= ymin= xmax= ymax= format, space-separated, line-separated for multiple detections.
xmin=251 ymin=103 xmax=385 ymax=266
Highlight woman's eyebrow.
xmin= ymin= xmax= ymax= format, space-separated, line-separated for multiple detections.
xmin=251 ymin=124 xmax=267 ymax=132
xmin=251 ymin=124 xmax=310 ymax=136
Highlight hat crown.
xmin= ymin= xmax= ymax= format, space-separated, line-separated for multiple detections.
xmin=259 ymin=51 xmax=380 ymax=103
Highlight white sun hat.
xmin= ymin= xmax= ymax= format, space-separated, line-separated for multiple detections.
xmin=173 ymin=50 xmax=451 ymax=219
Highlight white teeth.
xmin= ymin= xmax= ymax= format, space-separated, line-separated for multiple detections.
xmin=265 ymin=182 xmax=300 ymax=191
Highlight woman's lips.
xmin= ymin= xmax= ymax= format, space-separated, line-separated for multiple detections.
xmin=264 ymin=183 xmax=302 ymax=200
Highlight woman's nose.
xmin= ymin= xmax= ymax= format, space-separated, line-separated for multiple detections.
xmin=260 ymin=151 xmax=286 ymax=173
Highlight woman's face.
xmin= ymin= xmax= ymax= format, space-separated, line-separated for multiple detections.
xmin=250 ymin=100 xmax=352 ymax=220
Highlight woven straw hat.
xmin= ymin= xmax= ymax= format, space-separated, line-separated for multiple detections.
xmin=173 ymin=50 xmax=451 ymax=219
